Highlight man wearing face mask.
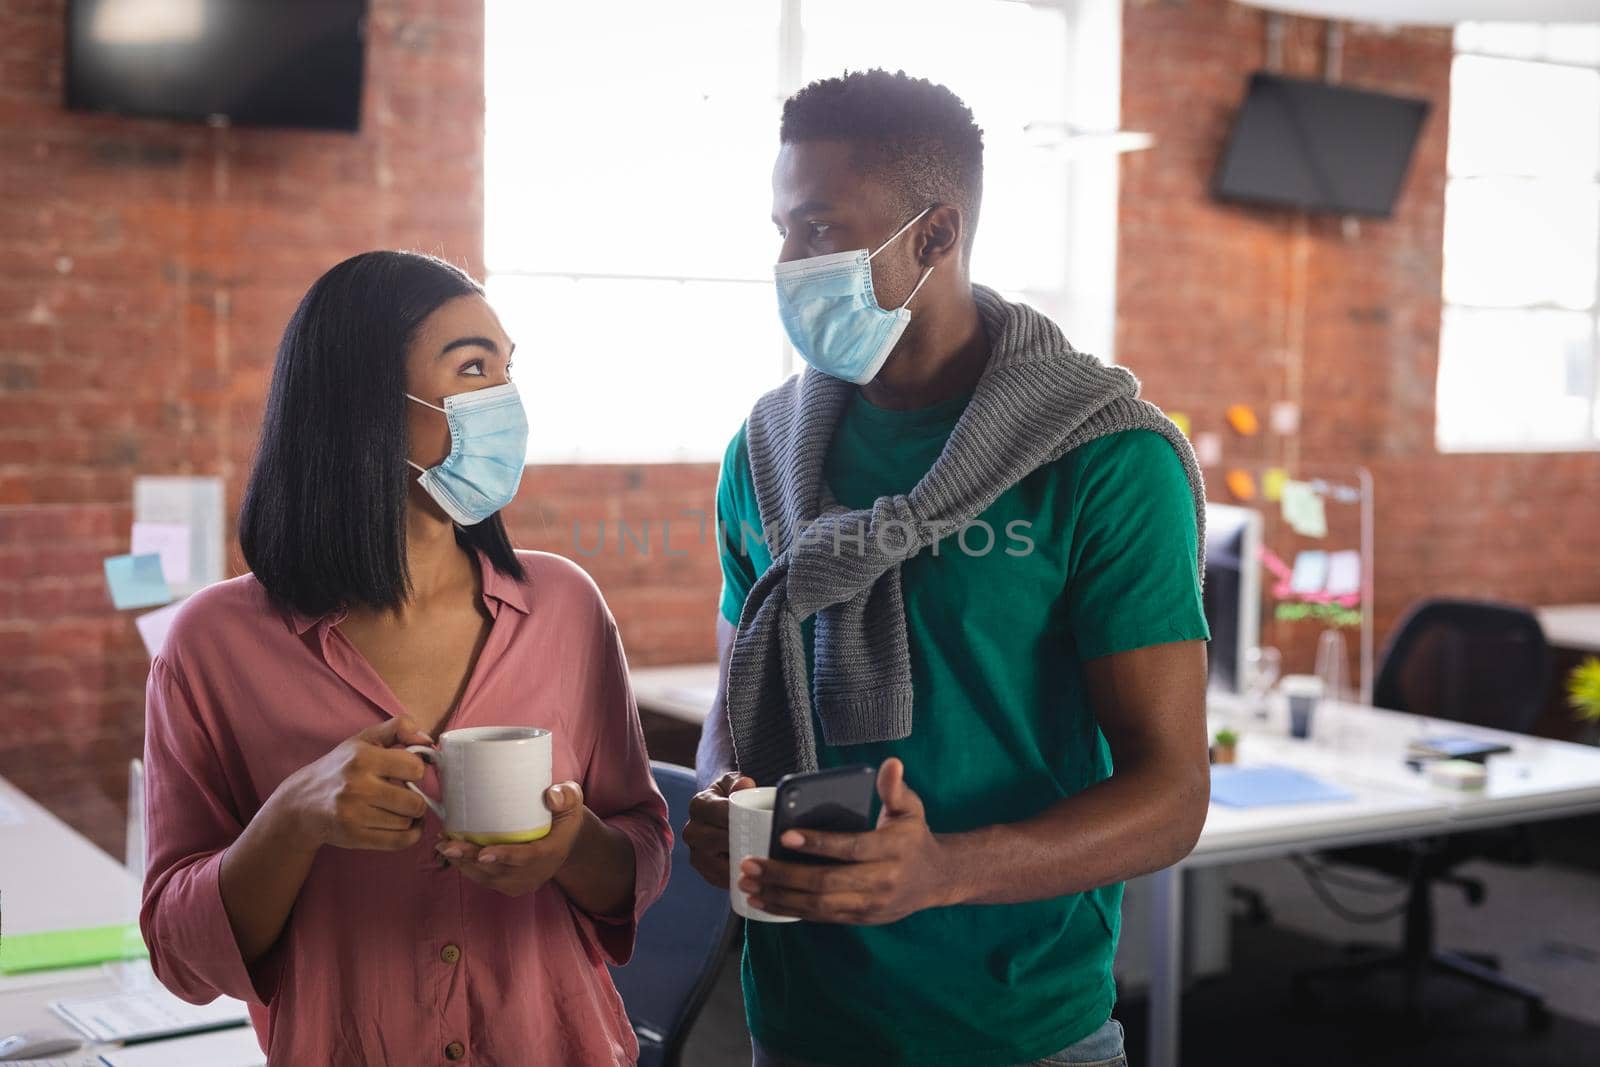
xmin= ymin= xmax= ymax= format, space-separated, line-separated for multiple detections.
xmin=683 ymin=71 xmax=1213 ymax=1067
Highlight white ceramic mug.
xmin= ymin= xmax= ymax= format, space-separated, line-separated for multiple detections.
xmin=404 ymin=726 xmax=553 ymax=845
xmin=728 ymin=787 xmax=800 ymax=924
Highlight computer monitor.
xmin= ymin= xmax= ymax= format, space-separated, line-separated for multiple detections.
xmin=1203 ymin=503 xmax=1263 ymax=694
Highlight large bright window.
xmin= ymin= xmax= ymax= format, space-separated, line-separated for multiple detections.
xmin=1437 ymin=22 xmax=1600 ymax=451
xmin=485 ymin=0 xmax=1124 ymax=462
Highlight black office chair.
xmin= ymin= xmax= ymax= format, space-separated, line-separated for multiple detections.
xmin=609 ymin=761 xmax=740 ymax=1067
xmin=1292 ymin=599 xmax=1552 ymax=1030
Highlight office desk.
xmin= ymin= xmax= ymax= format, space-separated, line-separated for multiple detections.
xmin=1142 ymin=696 xmax=1600 ymax=1067
xmin=631 ymin=663 xmax=718 ymax=725
xmin=1537 ymin=603 xmax=1600 ymax=653
xmin=0 ymin=774 xmax=139 ymax=1055
xmin=0 ymin=776 xmax=258 ymax=1064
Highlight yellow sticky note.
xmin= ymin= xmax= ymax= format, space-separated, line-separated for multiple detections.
xmin=1168 ymin=411 xmax=1191 ymax=438
xmin=1263 ymin=467 xmax=1288 ymax=502
xmin=1225 ymin=469 xmax=1257 ymax=501
xmin=1226 ymin=404 xmax=1260 ymax=436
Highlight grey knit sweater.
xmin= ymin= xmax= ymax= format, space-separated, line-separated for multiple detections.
xmin=725 ymin=285 xmax=1206 ymax=785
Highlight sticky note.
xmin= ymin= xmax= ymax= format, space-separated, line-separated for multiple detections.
xmin=1168 ymin=411 xmax=1191 ymax=438
xmin=1193 ymin=431 xmax=1223 ymax=468
xmin=1270 ymin=401 xmax=1300 ymax=435
xmin=1280 ymin=480 xmax=1327 ymax=538
xmin=104 ymin=553 xmax=172 ymax=610
xmin=135 ymin=600 xmax=185 ymax=658
xmin=131 ymin=522 xmax=191 ymax=584
xmin=1325 ymin=550 xmax=1361 ymax=597
xmin=1262 ymin=466 xmax=1289 ymax=502
xmin=1225 ymin=469 xmax=1257 ymax=500
xmin=1226 ymin=404 xmax=1260 ymax=436
xmin=0 ymin=923 xmax=148 ymax=974
xmin=1289 ymin=550 xmax=1329 ymax=594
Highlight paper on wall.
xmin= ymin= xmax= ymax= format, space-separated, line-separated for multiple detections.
xmin=1325 ymin=549 xmax=1362 ymax=598
xmin=131 ymin=521 xmax=191 ymax=584
xmin=1280 ymin=479 xmax=1327 ymax=538
xmin=134 ymin=476 xmax=223 ymax=596
xmin=1192 ymin=432 xmax=1223 ymax=468
xmin=1288 ymin=550 xmax=1329 ymax=595
xmin=134 ymin=600 xmax=185 ymax=659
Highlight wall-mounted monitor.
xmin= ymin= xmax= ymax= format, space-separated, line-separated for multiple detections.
xmin=1213 ymin=71 xmax=1429 ymax=218
xmin=65 ymin=0 xmax=367 ymax=131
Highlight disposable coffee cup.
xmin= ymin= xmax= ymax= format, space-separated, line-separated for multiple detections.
xmin=404 ymin=726 xmax=553 ymax=845
xmin=1281 ymin=675 xmax=1324 ymax=740
xmin=728 ymin=787 xmax=800 ymax=924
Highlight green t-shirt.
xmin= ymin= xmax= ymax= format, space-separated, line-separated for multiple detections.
xmin=716 ymin=388 xmax=1209 ymax=1067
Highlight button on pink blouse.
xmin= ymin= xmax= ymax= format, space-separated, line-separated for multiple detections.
xmin=140 ymin=550 xmax=671 ymax=1066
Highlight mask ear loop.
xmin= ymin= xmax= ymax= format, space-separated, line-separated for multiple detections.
xmin=405 ymin=394 xmax=446 ymax=477
xmin=900 ymin=265 xmax=935 ymax=311
xmin=867 ymin=205 xmax=934 ymax=261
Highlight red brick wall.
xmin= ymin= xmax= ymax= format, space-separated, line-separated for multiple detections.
xmin=1119 ymin=0 xmax=1600 ymax=691
xmin=0 ymin=0 xmax=488 ymax=851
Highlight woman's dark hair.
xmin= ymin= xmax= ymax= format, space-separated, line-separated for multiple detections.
xmin=240 ymin=250 xmax=524 ymax=618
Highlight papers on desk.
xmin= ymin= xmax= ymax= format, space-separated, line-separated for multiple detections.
xmin=96 ymin=1027 xmax=265 ymax=1067
xmin=1210 ymin=764 xmax=1354 ymax=808
xmin=50 ymin=987 xmax=248 ymax=1044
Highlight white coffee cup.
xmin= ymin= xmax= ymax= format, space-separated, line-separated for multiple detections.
xmin=404 ymin=726 xmax=553 ymax=845
xmin=728 ymin=787 xmax=799 ymax=924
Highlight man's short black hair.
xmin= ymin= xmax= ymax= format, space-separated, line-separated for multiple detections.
xmin=780 ymin=69 xmax=984 ymax=255
xmin=240 ymin=250 xmax=523 ymax=620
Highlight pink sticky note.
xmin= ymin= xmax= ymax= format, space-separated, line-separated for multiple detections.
xmin=131 ymin=522 xmax=191 ymax=584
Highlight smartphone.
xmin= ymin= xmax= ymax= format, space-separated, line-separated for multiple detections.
xmin=768 ymin=764 xmax=878 ymax=866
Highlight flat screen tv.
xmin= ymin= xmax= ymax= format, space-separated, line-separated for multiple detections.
xmin=1213 ymin=71 xmax=1429 ymax=218
xmin=65 ymin=0 xmax=367 ymax=131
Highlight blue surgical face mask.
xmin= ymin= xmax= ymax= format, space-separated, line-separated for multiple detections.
xmin=774 ymin=206 xmax=935 ymax=385
xmin=405 ymin=382 xmax=529 ymax=526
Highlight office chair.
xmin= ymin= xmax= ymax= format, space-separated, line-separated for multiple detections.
xmin=609 ymin=761 xmax=740 ymax=1067
xmin=1292 ymin=599 xmax=1552 ymax=1030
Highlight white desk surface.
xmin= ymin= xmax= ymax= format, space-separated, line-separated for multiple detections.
xmin=630 ymin=662 xmax=719 ymax=725
xmin=0 ymin=775 xmax=137 ymax=938
xmin=627 ymin=664 xmax=1600 ymax=856
xmin=1192 ymin=695 xmax=1600 ymax=864
xmin=0 ymin=777 xmax=258 ymax=1061
xmin=1537 ymin=603 xmax=1600 ymax=653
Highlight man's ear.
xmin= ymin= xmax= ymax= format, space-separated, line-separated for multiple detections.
xmin=915 ymin=204 xmax=964 ymax=268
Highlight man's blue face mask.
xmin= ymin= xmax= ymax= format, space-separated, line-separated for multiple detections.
xmin=405 ymin=382 xmax=529 ymax=526
xmin=773 ymin=206 xmax=935 ymax=385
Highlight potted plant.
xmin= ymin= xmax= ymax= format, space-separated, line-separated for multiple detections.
xmin=1212 ymin=727 xmax=1239 ymax=765
xmin=1569 ymin=657 xmax=1600 ymax=746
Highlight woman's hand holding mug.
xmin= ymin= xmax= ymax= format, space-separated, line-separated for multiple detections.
xmin=272 ymin=716 xmax=436 ymax=852
xmin=433 ymin=781 xmax=588 ymax=897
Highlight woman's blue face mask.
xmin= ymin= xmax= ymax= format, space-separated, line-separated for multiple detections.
xmin=773 ymin=206 xmax=935 ymax=385
xmin=405 ymin=382 xmax=529 ymax=526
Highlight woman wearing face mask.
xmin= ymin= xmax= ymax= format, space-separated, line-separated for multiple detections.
xmin=139 ymin=251 xmax=670 ymax=1065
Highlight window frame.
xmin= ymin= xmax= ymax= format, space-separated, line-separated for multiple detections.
xmin=1437 ymin=25 xmax=1600 ymax=454
xmin=483 ymin=0 xmax=1124 ymax=464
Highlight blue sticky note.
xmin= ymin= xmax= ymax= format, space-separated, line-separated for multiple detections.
xmin=104 ymin=553 xmax=173 ymax=610
xmin=1210 ymin=764 xmax=1354 ymax=808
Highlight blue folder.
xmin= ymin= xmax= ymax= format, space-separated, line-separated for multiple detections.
xmin=1210 ymin=764 xmax=1354 ymax=808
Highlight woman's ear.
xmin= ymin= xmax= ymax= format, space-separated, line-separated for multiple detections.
xmin=917 ymin=204 xmax=964 ymax=267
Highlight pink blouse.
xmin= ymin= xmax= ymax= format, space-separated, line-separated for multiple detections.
xmin=140 ymin=550 xmax=671 ymax=1066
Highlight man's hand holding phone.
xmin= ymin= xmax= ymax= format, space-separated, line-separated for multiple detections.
xmin=739 ymin=758 xmax=957 ymax=926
